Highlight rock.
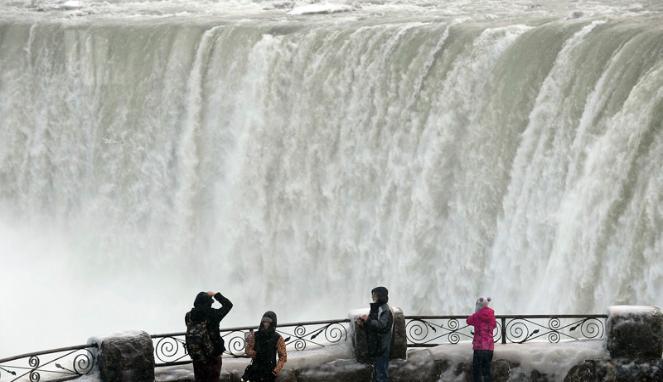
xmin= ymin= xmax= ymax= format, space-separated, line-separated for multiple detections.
xmin=614 ymin=359 xmax=663 ymax=381
xmin=275 ymin=369 xmax=297 ymax=382
xmin=350 ymin=307 xmax=407 ymax=363
xmin=491 ymin=359 xmax=511 ymax=381
xmin=297 ymin=349 xmax=436 ymax=382
xmin=564 ymin=358 xmax=663 ymax=382
xmin=529 ymin=369 xmax=551 ymax=382
xmin=432 ymin=359 xmax=451 ymax=377
xmin=564 ymin=360 xmax=599 ymax=382
xmin=606 ymin=305 xmax=663 ymax=359
xmin=452 ymin=358 xmax=510 ymax=382
xmin=96 ymin=331 xmax=155 ymax=382
xmin=296 ymin=358 xmax=371 ymax=382
xmin=390 ymin=349 xmax=436 ymax=382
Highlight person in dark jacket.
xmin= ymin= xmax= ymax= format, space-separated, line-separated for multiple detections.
xmin=185 ymin=291 xmax=233 ymax=382
xmin=243 ymin=311 xmax=287 ymax=382
xmin=357 ymin=286 xmax=393 ymax=382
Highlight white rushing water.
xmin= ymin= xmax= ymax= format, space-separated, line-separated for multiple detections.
xmin=0 ymin=0 xmax=662 ymax=356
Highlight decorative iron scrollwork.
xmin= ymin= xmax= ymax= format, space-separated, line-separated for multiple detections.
xmin=405 ymin=315 xmax=606 ymax=347
xmin=154 ymin=336 xmax=188 ymax=364
xmin=0 ymin=344 xmax=97 ymax=382
xmin=150 ymin=320 xmax=351 ymax=366
xmin=405 ymin=317 xmax=474 ymax=346
xmin=1 ymin=314 xmax=607 ymax=381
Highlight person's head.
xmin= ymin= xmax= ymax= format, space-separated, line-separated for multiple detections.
xmin=258 ymin=311 xmax=277 ymax=333
xmin=193 ymin=292 xmax=213 ymax=309
xmin=371 ymin=286 xmax=389 ymax=304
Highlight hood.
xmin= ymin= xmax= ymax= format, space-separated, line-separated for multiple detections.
xmin=371 ymin=286 xmax=389 ymax=304
xmin=257 ymin=311 xmax=278 ymax=335
xmin=194 ymin=292 xmax=213 ymax=308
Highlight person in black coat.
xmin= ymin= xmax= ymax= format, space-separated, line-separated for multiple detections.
xmin=243 ymin=311 xmax=288 ymax=382
xmin=185 ymin=291 xmax=233 ymax=382
xmin=357 ymin=286 xmax=393 ymax=382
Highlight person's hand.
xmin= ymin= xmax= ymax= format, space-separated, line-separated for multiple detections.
xmin=272 ymin=369 xmax=278 ymax=376
xmin=360 ymin=314 xmax=368 ymax=321
xmin=207 ymin=291 xmax=217 ymax=297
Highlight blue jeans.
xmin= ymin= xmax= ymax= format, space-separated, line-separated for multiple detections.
xmin=472 ymin=350 xmax=493 ymax=382
xmin=372 ymin=352 xmax=390 ymax=382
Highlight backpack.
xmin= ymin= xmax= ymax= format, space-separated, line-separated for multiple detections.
xmin=185 ymin=317 xmax=215 ymax=362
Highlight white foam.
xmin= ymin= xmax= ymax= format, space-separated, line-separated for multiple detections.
xmin=288 ymin=3 xmax=354 ymax=16
xmin=2 ymin=0 xmax=662 ymax=19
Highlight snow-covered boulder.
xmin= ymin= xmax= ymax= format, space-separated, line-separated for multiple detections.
xmin=94 ymin=331 xmax=155 ymax=382
xmin=391 ymin=308 xmax=407 ymax=359
xmin=606 ymin=306 xmax=663 ymax=359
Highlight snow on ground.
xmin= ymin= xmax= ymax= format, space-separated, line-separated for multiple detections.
xmin=153 ymin=340 xmax=608 ymax=381
xmin=157 ymin=342 xmax=353 ymax=381
xmin=609 ymin=305 xmax=660 ymax=316
xmin=431 ymin=340 xmax=608 ymax=381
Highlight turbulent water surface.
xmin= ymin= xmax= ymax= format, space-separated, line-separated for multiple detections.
xmin=1 ymin=0 xmax=662 ymax=356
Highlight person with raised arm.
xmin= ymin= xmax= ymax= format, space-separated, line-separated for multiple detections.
xmin=185 ymin=291 xmax=233 ymax=382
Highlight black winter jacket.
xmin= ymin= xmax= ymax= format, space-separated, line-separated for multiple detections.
xmin=185 ymin=293 xmax=233 ymax=356
xmin=365 ymin=302 xmax=393 ymax=357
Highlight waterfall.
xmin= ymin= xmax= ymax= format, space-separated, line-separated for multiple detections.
xmin=1 ymin=2 xmax=661 ymax=355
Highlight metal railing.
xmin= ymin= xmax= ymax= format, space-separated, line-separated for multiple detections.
xmin=0 ymin=314 xmax=608 ymax=379
xmin=405 ymin=315 xmax=607 ymax=347
xmin=152 ymin=319 xmax=352 ymax=367
xmin=0 ymin=344 xmax=97 ymax=382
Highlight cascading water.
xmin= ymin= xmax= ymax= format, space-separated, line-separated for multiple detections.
xmin=0 ymin=0 xmax=661 ymax=357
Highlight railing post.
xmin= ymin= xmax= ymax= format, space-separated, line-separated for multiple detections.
xmin=501 ymin=317 xmax=507 ymax=344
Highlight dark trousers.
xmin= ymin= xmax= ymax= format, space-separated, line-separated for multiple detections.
xmin=372 ymin=352 xmax=390 ymax=382
xmin=472 ymin=350 xmax=493 ymax=382
xmin=193 ymin=356 xmax=222 ymax=382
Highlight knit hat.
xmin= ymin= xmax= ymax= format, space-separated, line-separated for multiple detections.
xmin=476 ymin=297 xmax=491 ymax=307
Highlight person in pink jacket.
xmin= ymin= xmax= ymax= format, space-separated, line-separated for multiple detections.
xmin=466 ymin=297 xmax=496 ymax=382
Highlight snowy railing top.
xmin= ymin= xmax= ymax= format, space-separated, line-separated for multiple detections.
xmin=0 ymin=314 xmax=607 ymax=380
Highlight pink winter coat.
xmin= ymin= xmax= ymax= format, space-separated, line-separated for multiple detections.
xmin=466 ymin=306 xmax=496 ymax=351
